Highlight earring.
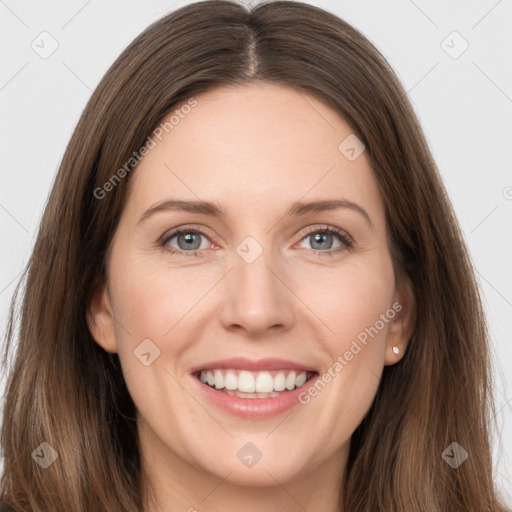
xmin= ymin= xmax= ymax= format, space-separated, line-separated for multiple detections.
xmin=392 ymin=346 xmax=400 ymax=355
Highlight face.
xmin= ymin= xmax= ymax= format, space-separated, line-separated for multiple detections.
xmin=89 ymin=82 xmax=413 ymax=498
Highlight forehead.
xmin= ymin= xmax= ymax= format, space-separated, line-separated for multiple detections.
xmin=126 ymin=82 xmax=384 ymax=223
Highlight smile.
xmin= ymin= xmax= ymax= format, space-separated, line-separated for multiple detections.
xmin=189 ymin=357 xmax=320 ymax=419
xmin=195 ymin=369 xmax=315 ymax=398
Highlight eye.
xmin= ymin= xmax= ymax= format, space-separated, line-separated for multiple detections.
xmin=159 ymin=227 xmax=212 ymax=257
xmin=158 ymin=225 xmax=353 ymax=257
xmin=296 ymin=226 xmax=353 ymax=256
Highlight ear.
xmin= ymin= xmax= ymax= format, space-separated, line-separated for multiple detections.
xmin=86 ymin=277 xmax=118 ymax=354
xmin=384 ymin=276 xmax=415 ymax=366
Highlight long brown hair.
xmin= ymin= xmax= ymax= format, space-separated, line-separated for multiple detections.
xmin=1 ymin=1 xmax=508 ymax=510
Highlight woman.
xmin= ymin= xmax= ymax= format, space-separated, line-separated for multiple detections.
xmin=0 ymin=0 xmax=508 ymax=510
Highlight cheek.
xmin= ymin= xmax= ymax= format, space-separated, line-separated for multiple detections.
xmin=290 ymin=263 xmax=395 ymax=465
xmin=297 ymin=256 xmax=395 ymax=349
xmin=108 ymin=263 xmax=202 ymax=424
xmin=111 ymin=252 xmax=206 ymax=335
xmin=107 ymin=255 xmax=206 ymax=379
xmin=294 ymin=253 xmax=394 ymax=409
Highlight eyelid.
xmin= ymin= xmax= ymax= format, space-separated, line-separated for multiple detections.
xmin=298 ymin=224 xmax=353 ymax=245
xmin=158 ymin=223 xmax=354 ymax=256
xmin=158 ymin=224 xmax=213 ymax=245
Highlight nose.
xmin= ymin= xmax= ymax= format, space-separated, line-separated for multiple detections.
xmin=219 ymin=245 xmax=295 ymax=337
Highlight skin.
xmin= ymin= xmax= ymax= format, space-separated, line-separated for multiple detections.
xmin=88 ymin=81 xmax=415 ymax=512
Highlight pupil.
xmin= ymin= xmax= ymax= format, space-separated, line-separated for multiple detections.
xmin=311 ymin=232 xmax=332 ymax=250
xmin=178 ymin=233 xmax=201 ymax=250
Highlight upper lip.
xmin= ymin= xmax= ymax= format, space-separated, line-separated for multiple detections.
xmin=189 ymin=357 xmax=318 ymax=374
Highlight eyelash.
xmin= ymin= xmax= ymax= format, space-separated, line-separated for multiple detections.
xmin=158 ymin=225 xmax=353 ymax=258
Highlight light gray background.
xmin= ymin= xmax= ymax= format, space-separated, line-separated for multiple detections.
xmin=1 ymin=0 xmax=511 ymax=504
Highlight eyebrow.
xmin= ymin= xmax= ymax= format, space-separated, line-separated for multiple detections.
xmin=137 ymin=198 xmax=375 ymax=231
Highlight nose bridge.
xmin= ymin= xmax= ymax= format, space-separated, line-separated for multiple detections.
xmin=220 ymin=233 xmax=294 ymax=334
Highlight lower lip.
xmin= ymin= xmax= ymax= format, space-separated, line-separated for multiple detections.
xmin=191 ymin=373 xmax=319 ymax=419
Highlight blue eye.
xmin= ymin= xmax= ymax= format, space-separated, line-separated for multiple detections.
xmin=297 ymin=226 xmax=353 ymax=256
xmin=160 ymin=228 xmax=211 ymax=257
xmin=159 ymin=225 xmax=353 ymax=257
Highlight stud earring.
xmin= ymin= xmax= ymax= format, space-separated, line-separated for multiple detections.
xmin=392 ymin=346 xmax=400 ymax=355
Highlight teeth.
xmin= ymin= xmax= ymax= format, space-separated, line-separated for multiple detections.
xmin=214 ymin=369 xmax=224 ymax=390
xmin=224 ymin=372 xmax=237 ymax=391
xmin=255 ymin=372 xmax=274 ymax=393
xmin=285 ymin=371 xmax=297 ymax=390
xmin=238 ymin=371 xmax=255 ymax=392
xmin=198 ymin=369 xmax=311 ymax=393
xmin=273 ymin=372 xmax=286 ymax=391
xmin=224 ymin=389 xmax=282 ymax=399
xmin=295 ymin=371 xmax=307 ymax=387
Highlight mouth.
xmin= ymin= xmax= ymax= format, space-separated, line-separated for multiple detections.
xmin=193 ymin=368 xmax=319 ymax=399
xmin=189 ymin=357 xmax=321 ymax=418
